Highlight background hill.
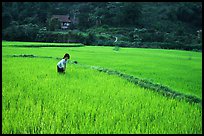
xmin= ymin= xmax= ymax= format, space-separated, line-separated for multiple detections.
xmin=2 ymin=2 xmax=202 ymax=51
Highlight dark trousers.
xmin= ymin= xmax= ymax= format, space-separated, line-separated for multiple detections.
xmin=57 ymin=66 xmax=64 ymax=73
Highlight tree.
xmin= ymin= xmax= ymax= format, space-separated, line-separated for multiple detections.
xmin=120 ymin=2 xmax=142 ymax=26
xmin=77 ymin=3 xmax=94 ymax=29
xmin=176 ymin=3 xmax=202 ymax=28
xmin=48 ymin=18 xmax=61 ymax=31
xmin=2 ymin=12 xmax=12 ymax=29
xmin=105 ymin=2 xmax=123 ymax=27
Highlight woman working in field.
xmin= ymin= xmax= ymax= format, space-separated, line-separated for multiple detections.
xmin=57 ymin=53 xmax=70 ymax=73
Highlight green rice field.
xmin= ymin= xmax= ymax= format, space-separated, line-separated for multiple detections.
xmin=2 ymin=41 xmax=202 ymax=134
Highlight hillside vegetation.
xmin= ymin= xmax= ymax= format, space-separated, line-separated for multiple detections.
xmin=2 ymin=2 xmax=202 ymax=50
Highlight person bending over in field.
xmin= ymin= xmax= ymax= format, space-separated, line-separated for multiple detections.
xmin=57 ymin=53 xmax=70 ymax=73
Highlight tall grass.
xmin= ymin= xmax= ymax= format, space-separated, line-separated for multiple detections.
xmin=2 ymin=57 xmax=202 ymax=134
xmin=2 ymin=42 xmax=202 ymax=99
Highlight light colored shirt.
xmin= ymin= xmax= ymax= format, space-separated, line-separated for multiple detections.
xmin=57 ymin=59 xmax=68 ymax=69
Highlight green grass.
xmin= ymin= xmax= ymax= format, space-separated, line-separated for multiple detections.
xmin=2 ymin=57 xmax=202 ymax=134
xmin=2 ymin=42 xmax=202 ymax=99
xmin=2 ymin=41 xmax=84 ymax=47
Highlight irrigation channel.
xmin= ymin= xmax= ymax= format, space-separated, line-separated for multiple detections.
xmin=9 ymin=54 xmax=202 ymax=106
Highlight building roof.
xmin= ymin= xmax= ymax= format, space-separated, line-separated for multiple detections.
xmin=51 ymin=15 xmax=71 ymax=22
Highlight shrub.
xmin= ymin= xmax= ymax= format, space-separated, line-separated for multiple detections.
xmin=115 ymin=41 xmax=133 ymax=47
xmin=3 ymin=23 xmax=40 ymax=41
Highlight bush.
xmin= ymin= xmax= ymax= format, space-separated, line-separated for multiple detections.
xmin=140 ymin=32 xmax=165 ymax=42
xmin=115 ymin=41 xmax=132 ymax=47
xmin=3 ymin=23 xmax=40 ymax=41
xmin=113 ymin=46 xmax=120 ymax=51
xmin=101 ymin=25 xmax=109 ymax=29
xmin=94 ymin=40 xmax=114 ymax=46
xmin=85 ymin=32 xmax=96 ymax=44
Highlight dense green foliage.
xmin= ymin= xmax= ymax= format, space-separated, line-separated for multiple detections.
xmin=2 ymin=2 xmax=202 ymax=30
xmin=2 ymin=44 xmax=202 ymax=134
xmin=2 ymin=2 xmax=202 ymax=50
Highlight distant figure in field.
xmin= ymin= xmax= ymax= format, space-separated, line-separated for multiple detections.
xmin=57 ymin=53 xmax=70 ymax=73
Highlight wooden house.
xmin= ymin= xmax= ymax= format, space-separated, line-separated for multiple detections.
xmin=51 ymin=15 xmax=72 ymax=29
